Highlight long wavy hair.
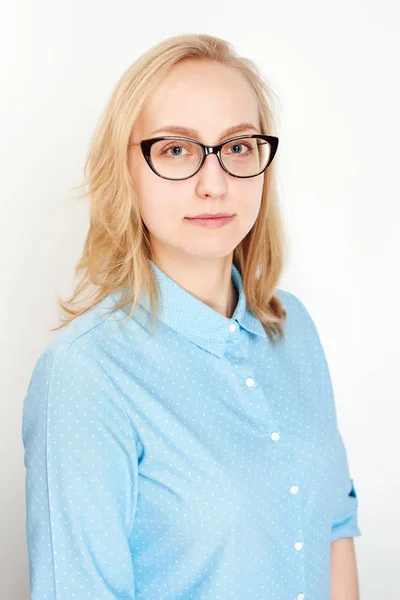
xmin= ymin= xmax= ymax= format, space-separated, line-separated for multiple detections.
xmin=51 ymin=33 xmax=288 ymax=345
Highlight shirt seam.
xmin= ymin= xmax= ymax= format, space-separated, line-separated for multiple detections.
xmin=43 ymin=349 xmax=59 ymax=598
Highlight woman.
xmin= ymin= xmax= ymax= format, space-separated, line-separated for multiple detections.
xmin=22 ymin=33 xmax=361 ymax=599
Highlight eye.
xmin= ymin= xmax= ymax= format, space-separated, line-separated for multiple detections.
xmin=155 ymin=140 xmax=197 ymax=159
xmin=231 ymin=142 xmax=249 ymax=153
xmin=163 ymin=144 xmax=186 ymax=156
xmin=224 ymin=139 xmax=255 ymax=156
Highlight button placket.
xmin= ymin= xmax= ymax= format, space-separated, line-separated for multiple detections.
xmin=244 ymin=366 xmax=305 ymax=597
xmin=290 ymin=474 xmax=305 ymax=596
xmin=238 ymin=348 xmax=281 ymax=437
xmin=226 ymin=321 xmax=240 ymax=347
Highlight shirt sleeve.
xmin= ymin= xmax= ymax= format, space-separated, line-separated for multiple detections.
xmin=330 ymin=430 xmax=361 ymax=543
xmin=290 ymin=293 xmax=362 ymax=544
xmin=22 ymin=344 xmax=140 ymax=599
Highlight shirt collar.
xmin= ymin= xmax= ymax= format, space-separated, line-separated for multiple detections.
xmin=133 ymin=259 xmax=267 ymax=358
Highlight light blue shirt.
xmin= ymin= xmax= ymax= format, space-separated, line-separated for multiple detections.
xmin=22 ymin=259 xmax=361 ymax=600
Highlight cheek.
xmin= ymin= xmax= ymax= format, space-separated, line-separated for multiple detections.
xmin=237 ymin=178 xmax=264 ymax=226
xmin=250 ymin=175 xmax=265 ymax=205
xmin=130 ymin=158 xmax=177 ymax=228
xmin=136 ymin=181 xmax=188 ymax=235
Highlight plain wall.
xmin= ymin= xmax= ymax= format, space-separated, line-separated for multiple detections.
xmin=1 ymin=1 xmax=399 ymax=598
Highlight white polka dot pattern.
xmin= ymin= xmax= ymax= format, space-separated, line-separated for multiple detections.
xmin=22 ymin=260 xmax=361 ymax=599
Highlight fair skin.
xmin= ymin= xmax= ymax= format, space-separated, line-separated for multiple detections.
xmin=128 ymin=59 xmax=359 ymax=599
xmin=331 ymin=538 xmax=360 ymax=600
xmin=128 ymin=59 xmax=264 ymax=319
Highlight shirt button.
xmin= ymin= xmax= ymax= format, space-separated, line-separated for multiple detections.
xmin=245 ymin=377 xmax=255 ymax=387
xmin=228 ymin=322 xmax=237 ymax=332
xmin=294 ymin=541 xmax=303 ymax=551
xmin=297 ymin=594 xmax=305 ymax=600
xmin=290 ymin=485 xmax=299 ymax=494
xmin=270 ymin=432 xmax=280 ymax=441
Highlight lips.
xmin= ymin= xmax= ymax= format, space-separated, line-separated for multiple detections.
xmin=185 ymin=214 xmax=235 ymax=228
xmin=186 ymin=213 xmax=234 ymax=219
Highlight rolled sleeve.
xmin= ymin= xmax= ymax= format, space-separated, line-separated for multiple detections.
xmin=22 ymin=344 xmax=140 ymax=599
xmin=330 ymin=428 xmax=361 ymax=543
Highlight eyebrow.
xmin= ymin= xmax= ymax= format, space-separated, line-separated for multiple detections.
xmin=149 ymin=122 xmax=260 ymax=141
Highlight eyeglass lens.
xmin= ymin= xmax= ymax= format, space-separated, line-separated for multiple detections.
xmin=150 ymin=137 xmax=271 ymax=179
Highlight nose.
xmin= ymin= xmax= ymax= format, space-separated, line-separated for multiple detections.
xmin=195 ymin=152 xmax=228 ymax=198
xmin=200 ymin=151 xmax=226 ymax=175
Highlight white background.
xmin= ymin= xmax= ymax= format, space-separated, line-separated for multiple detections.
xmin=1 ymin=1 xmax=399 ymax=598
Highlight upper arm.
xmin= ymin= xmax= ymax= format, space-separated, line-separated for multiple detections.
xmin=289 ymin=292 xmax=362 ymax=543
xmin=22 ymin=345 xmax=140 ymax=599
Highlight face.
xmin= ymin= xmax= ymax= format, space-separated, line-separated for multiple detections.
xmin=128 ymin=59 xmax=265 ymax=266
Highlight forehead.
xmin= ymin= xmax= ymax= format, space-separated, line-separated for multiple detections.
xmin=136 ymin=60 xmax=260 ymax=142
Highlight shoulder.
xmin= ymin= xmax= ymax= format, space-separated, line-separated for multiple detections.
xmin=22 ymin=327 xmax=137 ymax=461
xmin=274 ymin=287 xmax=316 ymax=325
xmin=23 ymin=294 xmax=130 ymax=426
xmin=28 ymin=291 xmax=128 ymax=384
xmin=41 ymin=293 xmax=121 ymax=356
xmin=274 ymin=287 xmax=324 ymax=352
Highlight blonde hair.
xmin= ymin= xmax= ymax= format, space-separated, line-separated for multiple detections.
xmin=52 ymin=33 xmax=288 ymax=345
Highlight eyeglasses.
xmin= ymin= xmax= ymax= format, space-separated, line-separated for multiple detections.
xmin=128 ymin=134 xmax=279 ymax=181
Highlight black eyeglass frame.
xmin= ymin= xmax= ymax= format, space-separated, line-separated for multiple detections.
xmin=128 ymin=134 xmax=279 ymax=181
